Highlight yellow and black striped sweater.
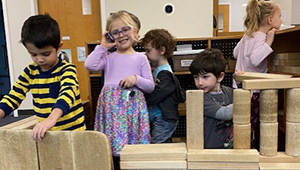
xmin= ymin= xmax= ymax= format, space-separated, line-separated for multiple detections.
xmin=0 ymin=58 xmax=86 ymax=131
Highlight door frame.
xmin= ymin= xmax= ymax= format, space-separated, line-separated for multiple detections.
xmin=1 ymin=0 xmax=38 ymax=116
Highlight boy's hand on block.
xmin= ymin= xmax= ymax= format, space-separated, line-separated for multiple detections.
xmin=0 ymin=109 xmax=4 ymax=120
xmin=32 ymin=108 xmax=63 ymax=142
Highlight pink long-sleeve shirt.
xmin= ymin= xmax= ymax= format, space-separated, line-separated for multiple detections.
xmin=233 ymin=31 xmax=273 ymax=88
xmin=85 ymin=45 xmax=155 ymax=93
xmin=234 ymin=31 xmax=273 ymax=73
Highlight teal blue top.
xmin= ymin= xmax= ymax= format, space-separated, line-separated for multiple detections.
xmin=148 ymin=64 xmax=173 ymax=122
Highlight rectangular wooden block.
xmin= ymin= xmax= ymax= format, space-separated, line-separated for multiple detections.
xmin=37 ymin=131 xmax=74 ymax=170
xmin=188 ymin=162 xmax=259 ymax=170
xmin=186 ymin=90 xmax=204 ymax=150
xmin=242 ymin=78 xmax=300 ymax=90
xmin=121 ymin=161 xmax=187 ymax=169
xmin=0 ymin=115 xmax=37 ymax=129
xmin=0 ymin=130 xmax=39 ymax=170
xmin=260 ymin=152 xmax=300 ymax=163
xmin=188 ymin=149 xmax=259 ymax=162
xmin=11 ymin=118 xmax=38 ymax=130
xmin=273 ymin=53 xmax=300 ymax=60
xmin=234 ymin=72 xmax=292 ymax=82
xmin=72 ymin=131 xmax=113 ymax=170
xmin=121 ymin=143 xmax=187 ymax=161
xmin=260 ymin=163 xmax=300 ymax=170
xmin=273 ymin=59 xmax=300 ymax=66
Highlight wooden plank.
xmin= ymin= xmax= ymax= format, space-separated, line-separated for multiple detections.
xmin=0 ymin=130 xmax=39 ymax=170
xmin=234 ymin=72 xmax=292 ymax=82
xmin=0 ymin=115 xmax=37 ymax=129
xmin=186 ymin=90 xmax=204 ymax=150
xmin=121 ymin=143 xmax=187 ymax=161
xmin=11 ymin=119 xmax=38 ymax=130
xmin=37 ymin=131 xmax=74 ymax=170
xmin=188 ymin=149 xmax=259 ymax=162
xmin=120 ymin=161 xmax=187 ymax=170
xmin=260 ymin=163 xmax=300 ymax=170
xmin=72 ymin=131 xmax=113 ymax=170
xmin=260 ymin=152 xmax=300 ymax=163
xmin=286 ymin=122 xmax=300 ymax=157
xmin=188 ymin=162 xmax=259 ymax=170
xmin=242 ymin=78 xmax=300 ymax=90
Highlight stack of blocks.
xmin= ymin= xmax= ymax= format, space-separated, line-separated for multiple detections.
xmin=120 ymin=143 xmax=187 ymax=170
xmin=271 ymin=53 xmax=300 ymax=74
xmin=186 ymin=90 xmax=259 ymax=170
xmin=242 ymin=77 xmax=300 ymax=170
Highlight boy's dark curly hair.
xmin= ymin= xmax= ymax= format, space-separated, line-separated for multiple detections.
xmin=141 ymin=29 xmax=176 ymax=59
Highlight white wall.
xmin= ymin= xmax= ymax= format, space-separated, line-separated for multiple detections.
xmin=219 ymin=0 xmax=248 ymax=32
xmin=101 ymin=0 xmax=213 ymax=38
xmin=2 ymin=0 xmax=37 ymax=113
xmin=273 ymin=0 xmax=293 ymax=26
xmin=291 ymin=0 xmax=300 ymax=25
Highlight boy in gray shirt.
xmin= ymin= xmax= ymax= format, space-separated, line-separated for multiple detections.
xmin=189 ymin=48 xmax=233 ymax=149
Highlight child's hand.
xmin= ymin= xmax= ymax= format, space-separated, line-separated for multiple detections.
xmin=100 ymin=31 xmax=116 ymax=49
xmin=31 ymin=108 xmax=63 ymax=142
xmin=0 ymin=109 xmax=4 ymax=120
xmin=266 ymin=28 xmax=277 ymax=46
xmin=233 ymin=69 xmax=245 ymax=82
xmin=119 ymin=75 xmax=137 ymax=88
xmin=32 ymin=118 xmax=56 ymax=142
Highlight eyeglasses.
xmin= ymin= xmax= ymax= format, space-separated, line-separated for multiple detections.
xmin=110 ymin=26 xmax=132 ymax=39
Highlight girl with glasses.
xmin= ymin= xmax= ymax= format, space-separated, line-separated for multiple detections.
xmin=84 ymin=11 xmax=154 ymax=168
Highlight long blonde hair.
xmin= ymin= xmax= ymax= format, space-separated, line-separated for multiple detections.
xmin=244 ymin=0 xmax=279 ymax=37
xmin=106 ymin=11 xmax=140 ymax=41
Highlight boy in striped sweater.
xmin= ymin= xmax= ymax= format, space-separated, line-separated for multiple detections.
xmin=0 ymin=14 xmax=86 ymax=141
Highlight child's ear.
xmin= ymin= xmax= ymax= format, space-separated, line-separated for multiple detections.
xmin=267 ymin=15 xmax=273 ymax=25
xmin=160 ymin=46 xmax=166 ymax=56
xmin=217 ymin=72 xmax=225 ymax=83
xmin=57 ymin=42 xmax=63 ymax=53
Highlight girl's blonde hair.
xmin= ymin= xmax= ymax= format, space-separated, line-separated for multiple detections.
xmin=106 ymin=11 xmax=140 ymax=41
xmin=244 ymin=0 xmax=279 ymax=36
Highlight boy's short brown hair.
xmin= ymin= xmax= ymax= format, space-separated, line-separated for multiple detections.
xmin=189 ymin=48 xmax=227 ymax=78
xmin=141 ymin=29 xmax=176 ymax=58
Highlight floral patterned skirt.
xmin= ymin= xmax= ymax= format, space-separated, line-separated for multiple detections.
xmin=94 ymin=85 xmax=150 ymax=156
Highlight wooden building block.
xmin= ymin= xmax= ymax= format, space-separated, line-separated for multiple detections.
xmin=0 ymin=115 xmax=37 ymax=129
xmin=11 ymin=118 xmax=38 ymax=130
xmin=233 ymin=89 xmax=251 ymax=124
xmin=273 ymin=53 xmax=300 ymax=60
xmin=37 ymin=131 xmax=74 ymax=170
xmin=286 ymin=88 xmax=300 ymax=123
xmin=260 ymin=90 xmax=278 ymax=123
xmin=72 ymin=131 xmax=113 ymax=170
xmin=234 ymin=72 xmax=292 ymax=82
xmin=120 ymin=161 xmax=187 ymax=169
xmin=0 ymin=130 xmax=39 ymax=170
xmin=260 ymin=163 xmax=300 ymax=170
xmin=121 ymin=143 xmax=187 ymax=161
xmin=260 ymin=152 xmax=300 ymax=163
xmin=286 ymin=122 xmax=300 ymax=157
xmin=186 ymin=90 xmax=204 ymax=150
xmin=260 ymin=122 xmax=278 ymax=156
xmin=234 ymin=123 xmax=251 ymax=149
xmin=273 ymin=59 xmax=300 ymax=66
xmin=188 ymin=149 xmax=259 ymax=162
xmin=188 ymin=162 xmax=259 ymax=170
xmin=242 ymin=78 xmax=300 ymax=90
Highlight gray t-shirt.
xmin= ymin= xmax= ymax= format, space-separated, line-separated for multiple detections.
xmin=204 ymin=85 xmax=233 ymax=149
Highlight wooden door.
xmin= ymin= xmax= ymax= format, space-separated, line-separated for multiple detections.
xmin=218 ymin=4 xmax=230 ymax=32
xmin=37 ymin=0 xmax=101 ymax=104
